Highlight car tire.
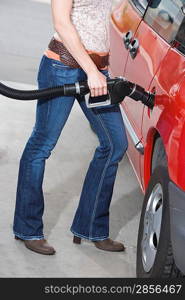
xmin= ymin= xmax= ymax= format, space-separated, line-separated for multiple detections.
xmin=136 ymin=165 xmax=183 ymax=278
xmin=151 ymin=137 xmax=167 ymax=173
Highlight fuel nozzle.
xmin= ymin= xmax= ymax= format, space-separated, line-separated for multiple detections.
xmin=107 ymin=77 xmax=155 ymax=109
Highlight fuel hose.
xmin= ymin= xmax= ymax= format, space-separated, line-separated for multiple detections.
xmin=0 ymin=77 xmax=155 ymax=108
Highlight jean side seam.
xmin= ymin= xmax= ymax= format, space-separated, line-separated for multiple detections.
xmin=89 ymin=112 xmax=113 ymax=239
xmin=20 ymin=161 xmax=31 ymax=225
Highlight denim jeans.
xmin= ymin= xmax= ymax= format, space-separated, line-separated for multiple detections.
xmin=13 ymin=55 xmax=128 ymax=241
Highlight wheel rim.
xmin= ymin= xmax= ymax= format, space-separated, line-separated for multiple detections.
xmin=141 ymin=183 xmax=163 ymax=273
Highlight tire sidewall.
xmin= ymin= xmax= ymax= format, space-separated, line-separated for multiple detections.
xmin=137 ymin=166 xmax=170 ymax=278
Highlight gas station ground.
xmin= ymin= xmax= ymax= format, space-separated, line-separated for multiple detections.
xmin=0 ymin=0 xmax=143 ymax=277
xmin=0 ymin=81 xmax=143 ymax=277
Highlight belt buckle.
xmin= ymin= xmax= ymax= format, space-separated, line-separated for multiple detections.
xmin=85 ymin=92 xmax=111 ymax=108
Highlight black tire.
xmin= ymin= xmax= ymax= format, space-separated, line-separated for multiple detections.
xmin=151 ymin=137 xmax=167 ymax=173
xmin=136 ymin=166 xmax=182 ymax=278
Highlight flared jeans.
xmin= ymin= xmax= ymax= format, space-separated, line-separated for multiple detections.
xmin=13 ymin=55 xmax=128 ymax=241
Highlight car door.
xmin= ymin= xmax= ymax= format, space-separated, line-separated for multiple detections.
xmin=122 ymin=0 xmax=174 ymax=184
xmin=141 ymin=0 xmax=185 ymax=187
xmin=109 ymin=0 xmax=148 ymax=77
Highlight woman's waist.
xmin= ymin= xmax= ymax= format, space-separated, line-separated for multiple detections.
xmin=54 ymin=31 xmax=110 ymax=53
xmin=44 ymin=37 xmax=110 ymax=70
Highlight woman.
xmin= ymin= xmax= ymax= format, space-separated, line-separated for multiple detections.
xmin=13 ymin=0 xmax=128 ymax=255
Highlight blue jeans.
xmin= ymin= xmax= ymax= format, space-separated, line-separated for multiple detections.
xmin=13 ymin=55 xmax=128 ymax=241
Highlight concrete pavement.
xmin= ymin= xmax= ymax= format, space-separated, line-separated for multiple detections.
xmin=0 ymin=81 xmax=143 ymax=277
xmin=0 ymin=0 xmax=53 ymax=84
xmin=0 ymin=0 xmax=143 ymax=277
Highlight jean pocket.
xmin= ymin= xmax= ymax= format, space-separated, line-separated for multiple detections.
xmin=51 ymin=61 xmax=79 ymax=84
xmin=51 ymin=60 xmax=73 ymax=70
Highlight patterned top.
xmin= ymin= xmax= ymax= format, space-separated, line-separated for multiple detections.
xmin=54 ymin=0 xmax=113 ymax=54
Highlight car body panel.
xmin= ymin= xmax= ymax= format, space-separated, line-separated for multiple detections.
xmin=110 ymin=0 xmax=185 ymax=192
xmin=110 ymin=2 xmax=171 ymax=188
xmin=109 ymin=0 xmax=142 ymax=77
xmin=142 ymin=47 xmax=185 ymax=191
xmin=110 ymin=0 xmax=185 ymax=275
xmin=124 ymin=22 xmax=171 ymax=187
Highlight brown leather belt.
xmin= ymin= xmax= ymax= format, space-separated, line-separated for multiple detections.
xmin=48 ymin=38 xmax=109 ymax=69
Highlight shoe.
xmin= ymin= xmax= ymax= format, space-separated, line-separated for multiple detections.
xmin=73 ymin=235 xmax=125 ymax=252
xmin=93 ymin=238 xmax=125 ymax=252
xmin=15 ymin=236 xmax=56 ymax=255
xmin=73 ymin=236 xmax=82 ymax=244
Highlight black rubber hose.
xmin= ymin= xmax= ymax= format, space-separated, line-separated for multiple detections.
xmin=0 ymin=79 xmax=121 ymax=101
xmin=0 ymin=79 xmax=119 ymax=101
xmin=0 ymin=81 xmax=65 ymax=101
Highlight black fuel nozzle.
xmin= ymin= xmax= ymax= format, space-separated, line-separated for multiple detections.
xmin=71 ymin=77 xmax=155 ymax=109
xmin=107 ymin=77 xmax=155 ymax=109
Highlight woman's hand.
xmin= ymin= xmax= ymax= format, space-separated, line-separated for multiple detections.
xmin=87 ymin=70 xmax=108 ymax=97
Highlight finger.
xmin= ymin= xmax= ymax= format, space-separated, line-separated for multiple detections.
xmin=99 ymin=87 xmax=105 ymax=96
xmin=95 ymin=87 xmax=101 ymax=97
xmin=91 ymin=88 xmax=95 ymax=97
xmin=99 ymin=86 xmax=107 ymax=96
xmin=103 ymin=86 xmax=107 ymax=95
xmin=94 ymin=88 xmax=99 ymax=97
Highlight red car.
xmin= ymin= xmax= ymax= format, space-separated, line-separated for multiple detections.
xmin=110 ymin=0 xmax=185 ymax=278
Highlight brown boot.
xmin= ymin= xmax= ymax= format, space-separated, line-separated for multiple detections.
xmin=93 ymin=238 xmax=125 ymax=252
xmin=15 ymin=236 xmax=56 ymax=255
xmin=73 ymin=236 xmax=125 ymax=252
